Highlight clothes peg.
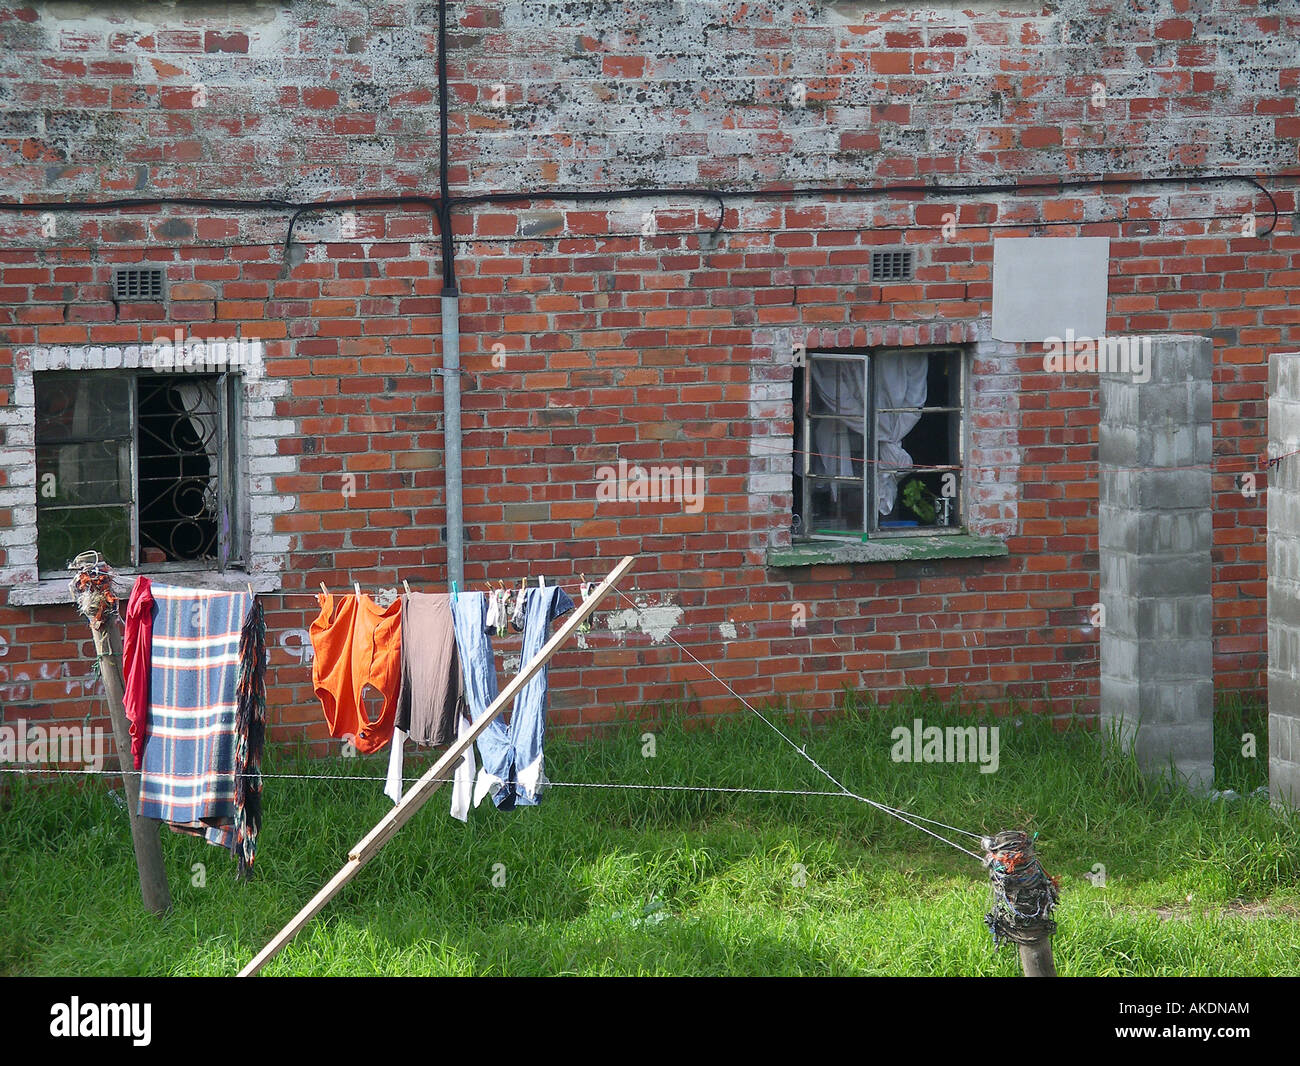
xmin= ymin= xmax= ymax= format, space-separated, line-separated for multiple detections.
xmin=320 ymin=581 xmax=329 ymax=597
xmin=538 ymin=575 xmax=545 ymax=588
xmin=354 ymin=581 xmax=361 ymax=600
xmin=247 ymin=582 xmax=255 ymax=597
xmin=403 ymin=580 xmax=411 ymax=595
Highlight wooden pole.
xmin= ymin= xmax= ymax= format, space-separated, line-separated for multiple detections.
xmin=89 ymin=612 xmax=172 ymax=916
xmin=983 ymin=829 xmax=1058 ymax=978
xmin=238 ymin=554 xmax=637 ymax=976
xmin=1018 ymin=936 xmax=1057 ymax=978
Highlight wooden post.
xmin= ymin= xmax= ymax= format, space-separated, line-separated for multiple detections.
xmin=983 ymin=829 xmax=1058 ymax=978
xmin=238 ymin=554 xmax=637 ymax=976
xmin=89 ymin=610 xmax=172 ymax=915
xmin=1018 ymin=936 xmax=1057 ymax=978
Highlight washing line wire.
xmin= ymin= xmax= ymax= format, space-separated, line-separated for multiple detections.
xmin=608 ymin=585 xmax=986 ymax=860
xmin=0 ymin=765 xmax=854 ymax=797
xmin=11 ymin=580 xmax=984 ymax=858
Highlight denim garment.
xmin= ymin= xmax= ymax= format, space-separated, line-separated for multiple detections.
xmin=472 ymin=585 xmax=574 ymax=809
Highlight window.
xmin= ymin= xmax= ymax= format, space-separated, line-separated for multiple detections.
xmin=34 ymin=371 xmax=243 ymax=576
xmin=792 ymin=347 xmax=965 ymax=540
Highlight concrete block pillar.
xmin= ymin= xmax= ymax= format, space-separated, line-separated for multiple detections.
xmin=1267 ymin=353 xmax=1300 ymax=809
xmin=1099 ymin=334 xmax=1213 ymax=791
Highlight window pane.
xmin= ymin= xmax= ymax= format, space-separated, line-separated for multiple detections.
xmin=882 ymin=408 xmax=961 ymax=528
xmin=35 ymin=441 xmax=132 ymax=506
xmin=882 ymin=470 xmax=960 ymax=528
xmin=807 ymin=477 xmax=865 ymax=534
xmin=874 ymin=350 xmax=929 ymax=520
xmin=37 ymin=505 xmax=132 ymax=570
xmin=808 ymin=357 xmax=865 ymax=417
xmin=923 ymin=350 xmax=955 ymax=408
xmin=35 ymin=374 xmax=132 ymax=442
xmin=137 ymin=376 xmax=221 ymax=562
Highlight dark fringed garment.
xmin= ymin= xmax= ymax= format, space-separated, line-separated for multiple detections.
xmin=234 ymin=598 xmax=266 ymax=880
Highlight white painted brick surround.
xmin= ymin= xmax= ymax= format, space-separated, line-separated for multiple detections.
xmin=1 ymin=343 xmax=297 ymax=602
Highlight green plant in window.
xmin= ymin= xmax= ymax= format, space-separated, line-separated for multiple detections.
xmin=901 ymin=478 xmax=938 ymax=524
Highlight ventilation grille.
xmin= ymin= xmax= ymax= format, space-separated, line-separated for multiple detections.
xmin=870 ymin=250 xmax=914 ymax=282
xmin=113 ymin=267 xmax=165 ymax=302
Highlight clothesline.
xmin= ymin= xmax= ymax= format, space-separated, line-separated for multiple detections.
xmin=50 ymin=557 xmax=990 ymax=864
xmin=265 ymin=577 xmax=598 ymax=599
xmin=0 ymin=765 xmax=978 ymax=838
xmin=605 ymin=583 xmax=987 ymax=856
xmin=0 ymin=765 xmax=856 ymax=798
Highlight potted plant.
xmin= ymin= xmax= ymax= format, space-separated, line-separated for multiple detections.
xmin=901 ymin=477 xmax=940 ymax=524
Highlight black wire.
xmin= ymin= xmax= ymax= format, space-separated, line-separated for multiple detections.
xmin=456 ymin=172 xmax=1280 ymax=238
xmin=0 ymin=172 xmax=1280 ymax=255
xmin=280 ymin=195 xmax=443 ymax=260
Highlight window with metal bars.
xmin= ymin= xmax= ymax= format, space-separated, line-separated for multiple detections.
xmin=33 ymin=371 xmax=243 ymax=575
xmin=792 ymin=347 xmax=965 ymax=540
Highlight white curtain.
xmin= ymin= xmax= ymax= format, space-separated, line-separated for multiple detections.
xmin=809 ymin=361 xmax=865 ymax=502
xmin=875 ymin=352 xmax=929 ymax=516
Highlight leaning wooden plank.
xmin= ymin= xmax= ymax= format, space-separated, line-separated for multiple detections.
xmin=238 ymin=554 xmax=637 ymax=977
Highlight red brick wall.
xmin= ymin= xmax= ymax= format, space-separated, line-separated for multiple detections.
xmin=0 ymin=1 xmax=1296 ymax=757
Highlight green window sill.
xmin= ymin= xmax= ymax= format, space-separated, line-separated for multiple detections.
xmin=767 ymin=533 xmax=1009 ymax=568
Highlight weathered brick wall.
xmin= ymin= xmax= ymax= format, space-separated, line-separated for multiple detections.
xmin=0 ymin=1 xmax=1296 ymax=757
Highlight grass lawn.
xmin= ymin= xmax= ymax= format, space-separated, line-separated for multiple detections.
xmin=2 ymin=691 xmax=1296 ymax=976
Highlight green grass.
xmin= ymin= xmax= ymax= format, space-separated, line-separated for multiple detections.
xmin=2 ymin=689 xmax=1296 ymax=976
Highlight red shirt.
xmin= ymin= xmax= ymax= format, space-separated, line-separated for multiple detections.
xmin=122 ymin=575 xmax=154 ymax=770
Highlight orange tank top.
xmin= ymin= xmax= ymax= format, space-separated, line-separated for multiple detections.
xmin=310 ymin=592 xmax=402 ymax=754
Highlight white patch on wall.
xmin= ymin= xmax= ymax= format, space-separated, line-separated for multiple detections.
xmin=719 ymin=621 xmax=737 ymax=640
xmin=991 ymin=237 xmax=1110 ymax=342
xmin=606 ymin=599 xmax=683 ymax=643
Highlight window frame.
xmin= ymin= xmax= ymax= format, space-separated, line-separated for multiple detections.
xmin=796 ymin=345 xmax=968 ymax=542
xmin=33 ymin=368 xmax=245 ymax=579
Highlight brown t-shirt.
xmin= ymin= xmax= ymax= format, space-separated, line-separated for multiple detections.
xmin=396 ymin=592 xmax=466 ymax=748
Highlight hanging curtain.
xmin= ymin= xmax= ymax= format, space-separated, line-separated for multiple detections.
xmin=875 ymin=352 xmax=929 ymax=516
xmin=809 ymin=360 xmax=865 ymax=502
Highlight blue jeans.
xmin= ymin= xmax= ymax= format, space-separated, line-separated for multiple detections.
xmin=466 ymin=585 xmax=574 ymax=809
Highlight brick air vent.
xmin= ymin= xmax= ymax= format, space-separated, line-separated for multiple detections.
xmin=113 ymin=267 xmax=166 ymax=302
xmin=870 ymin=250 xmax=914 ymax=282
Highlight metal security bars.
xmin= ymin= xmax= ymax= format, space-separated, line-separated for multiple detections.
xmin=794 ymin=347 xmax=966 ymax=541
xmin=33 ymin=371 xmax=242 ymax=576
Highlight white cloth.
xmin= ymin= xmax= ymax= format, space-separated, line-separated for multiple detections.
xmin=383 ymin=726 xmax=407 ymax=805
xmin=449 ymin=712 xmax=475 ymax=823
xmin=385 ymin=715 xmax=476 ymax=823
xmin=474 ymin=767 xmax=503 ymax=808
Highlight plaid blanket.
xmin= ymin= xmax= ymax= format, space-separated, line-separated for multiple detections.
xmin=136 ymin=585 xmax=265 ymax=877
